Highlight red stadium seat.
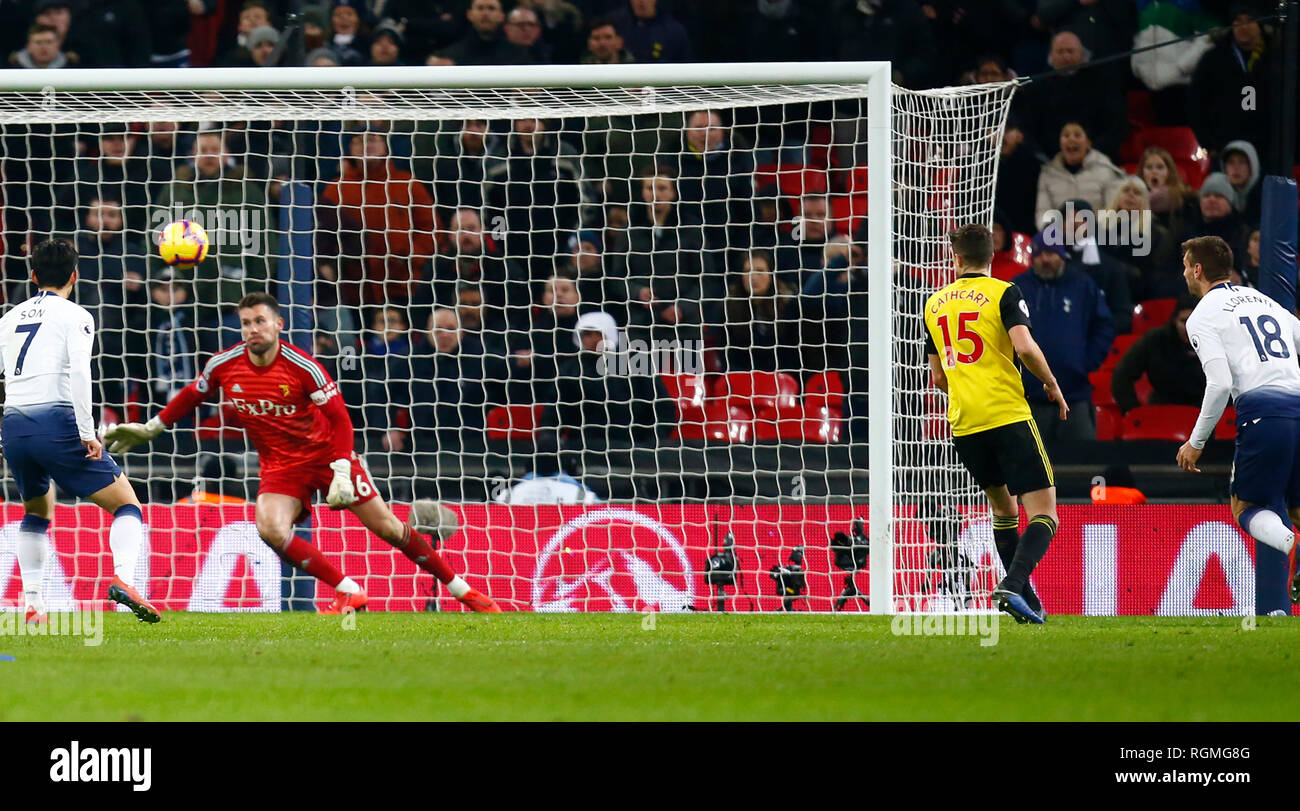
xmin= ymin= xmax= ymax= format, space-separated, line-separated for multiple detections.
xmin=713 ymin=371 xmax=799 ymax=416
xmin=1118 ymin=405 xmax=1200 ymax=441
xmin=1131 ymin=298 xmax=1177 ymax=336
xmin=677 ymin=401 xmax=753 ymax=442
xmin=1127 ymin=90 xmax=1157 ymax=130
xmin=753 ymin=163 xmax=828 ymax=199
xmin=1090 ymin=370 xmax=1116 ymax=407
xmin=1102 ymin=334 xmax=1139 ymax=371
xmin=804 ymin=371 xmax=845 ymax=411
xmin=486 ymin=405 xmax=543 ymax=440
xmin=1096 ymin=405 xmax=1123 ymax=441
xmin=662 ymin=372 xmax=708 ymax=425
xmin=753 ymin=405 xmax=844 ymax=443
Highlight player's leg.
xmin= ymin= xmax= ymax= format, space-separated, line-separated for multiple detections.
xmin=991 ymin=420 xmax=1056 ymax=624
xmin=17 ymin=486 xmax=54 ymax=624
xmin=983 ymin=485 xmax=1042 ymax=615
xmin=254 ymin=491 xmax=366 ymax=612
xmin=348 ymin=494 xmax=501 ymax=612
xmin=1228 ymin=416 xmax=1297 ymax=558
xmin=85 ymin=474 xmax=161 ymax=623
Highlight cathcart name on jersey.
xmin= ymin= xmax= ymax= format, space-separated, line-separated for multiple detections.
xmin=229 ymin=397 xmax=297 ymax=417
xmin=929 ymin=288 xmax=992 ymax=312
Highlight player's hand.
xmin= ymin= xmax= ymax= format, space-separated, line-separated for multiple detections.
xmin=1177 ymin=442 xmax=1203 ymax=473
xmin=104 ymin=417 xmax=165 ymax=454
xmin=1043 ymin=380 xmax=1070 ymax=420
xmin=82 ymin=438 xmax=103 ymax=460
xmin=326 ymin=458 xmax=357 ymax=508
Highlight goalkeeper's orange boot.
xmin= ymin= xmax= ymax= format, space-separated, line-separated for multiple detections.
xmin=24 ymin=607 xmax=47 ymax=625
xmin=108 ymin=577 xmax=161 ymax=624
xmin=458 ymin=589 xmax=502 ymax=613
xmin=321 ymin=588 xmax=369 ymax=615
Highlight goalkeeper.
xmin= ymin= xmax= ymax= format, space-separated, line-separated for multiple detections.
xmin=105 ymin=292 xmax=500 ymax=613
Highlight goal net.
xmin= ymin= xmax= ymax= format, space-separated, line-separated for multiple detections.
xmin=0 ymin=64 xmax=1015 ymax=614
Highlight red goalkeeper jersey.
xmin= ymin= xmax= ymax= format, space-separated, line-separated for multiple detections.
xmin=159 ymin=341 xmax=353 ymax=471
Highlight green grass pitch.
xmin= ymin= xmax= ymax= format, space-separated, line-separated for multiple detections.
xmin=2 ymin=613 xmax=1298 ymax=721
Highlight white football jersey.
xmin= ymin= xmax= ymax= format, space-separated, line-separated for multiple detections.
xmin=1187 ymin=282 xmax=1300 ymax=416
xmin=0 ymin=291 xmax=97 ymax=440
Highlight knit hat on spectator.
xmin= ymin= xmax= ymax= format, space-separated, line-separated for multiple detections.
xmin=568 ymin=229 xmax=603 ymax=253
xmin=373 ymin=24 xmax=404 ymax=49
xmin=304 ymin=47 xmax=339 ymax=66
xmin=1199 ymin=172 xmax=1235 ymax=202
xmin=35 ymin=0 xmax=71 ymax=12
xmin=247 ymin=26 xmax=281 ymax=50
xmin=1029 ymin=228 xmax=1068 ymax=259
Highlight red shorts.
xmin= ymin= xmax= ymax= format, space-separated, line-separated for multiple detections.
xmin=258 ymin=451 xmax=380 ymax=523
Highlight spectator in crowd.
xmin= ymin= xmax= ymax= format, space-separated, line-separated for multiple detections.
xmin=328 ymin=0 xmax=372 ymax=66
xmin=581 ymin=15 xmax=633 ymax=63
xmin=1014 ymin=230 xmax=1115 ymax=440
xmin=1220 ymin=139 xmax=1262 ymax=226
xmin=318 ymin=130 xmax=438 ymax=312
xmin=483 ymin=117 xmax=584 ymax=275
xmin=1111 ymin=293 xmax=1205 ymax=414
xmin=407 ymin=306 xmax=504 ymax=454
xmin=417 ymin=206 xmax=530 ymax=336
xmin=149 ymin=0 xmax=210 ymax=68
xmin=1241 ymin=228 xmax=1261 ymax=286
xmin=1189 ymin=4 xmax=1272 ymax=163
xmin=995 ymin=117 xmax=1042 ymax=235
xmin=831 ymin=0 xmax=935 ymax=88
xmin=615 ymin=166 xmax=714 ymax=345
xmin=245 ymin=25 xmax=280 ymax=67
xmin=1138 ymin=145 xmax=1198 ymax=239
xmin=525 ymin=267 xmax=585 ymax=400
xmin=58 ymin=123 xmax=149 ymax=236
xmin=505 ymin=6 xmax=551 ymax=63
xmin=743 ymin=0 xmax=821 ymax=63
xmin=1037 ymin=0 xmax=1136 ymax=59
xmin=516 ymin=0 xmax=585 ymax=63
xmin=538 ymin=310 xmax=674 ymax=455
xmin=133 ymin=122 xmax=193 ymax=204
xmin=153 ymin=130 xmax=275 ymax=349
xmin=358 ymin=306 xmax=415 ymax=451
xmin=368 ymin=24 xmax=404 ymax=66
xmin=1019 ymin=30 xmax=1127 ymax=160
xmin=413 ymin=118 xmax=489 ymax=216
xmin=442 ymin=0 xmax=528 ymax=65
xmin=32 ymin=0 xmax=72 ymax=48
xmin=1054 ymin=199 xmax=1133 ymax=334
xmin=1035 ymin=121 xmax=1126 ymax=227
xmin=305 ymin=47 xmax=340 ymax=66
xmin=125 ymin=273 xmax=200 ymax=408
xmin=776 ymin=193 xmax=835 ymax=289
xmin=9 ymin=22 xmax=74 ymax=68
xmin=379 ymin=0 xmax=464 ymax=61
xmin=299 ymin=7 xmax=328 ymax=53
xmin=990 ymin=210 xmax=1029 ymax=282
xmin=65 ymin=0 xmax=150 ymax=67
xmin=721 ymin=249 xmax=800 ymax=374
xmin=74 ymin=196 xmax=146 ymax=414
xmin=1187 ymin=172 xmax=1251 ymax=275
xmin=610 ymin=0 xmax=690 ymax=63
xmin=1130 ymin=0 xmax=1213 ymax=125
xmin=1098 ymin=176 xmax=1177 ymax=302
xmin=971 ymin=53 xmax=1015 ymax=85
xmin=225 ymin=0 xmax=271 ymax=61
xmin=673 ymin=110 xmax=755 ymax=254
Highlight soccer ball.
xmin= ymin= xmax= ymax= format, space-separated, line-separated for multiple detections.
xmin=157 ymin=220 xmax=210 ymax=269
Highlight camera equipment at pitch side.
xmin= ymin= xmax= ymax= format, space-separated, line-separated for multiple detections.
xmin=705 ymin=519 xmax=739 ymax=612
xmin=769 ymin=546 xmax=806 ymax=611
xmin=832 ymin=517 xmax=870 ymax=611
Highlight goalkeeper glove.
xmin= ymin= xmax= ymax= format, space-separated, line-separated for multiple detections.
xmin=104 ymin=416 xmax=166 ymax=454
xmin=325 ymin=458 xmax=356 ymax=508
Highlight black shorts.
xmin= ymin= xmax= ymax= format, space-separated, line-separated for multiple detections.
xmin=951 ymin=419 xmax=1054 ymax=496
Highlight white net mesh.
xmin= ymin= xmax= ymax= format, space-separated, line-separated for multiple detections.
xmin=0 ymin=71 xmax=1016 ymax=614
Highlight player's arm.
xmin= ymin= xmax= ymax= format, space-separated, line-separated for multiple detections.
xmin=1001 ymin=284 xmax=1069 ymax=420
xmin=1178 ymin=319 xmax=1230 ymax=473
xmin=923 ymin=328 xmax=948 ymax=393
xmin=105 ymin=359 xmax=220 ymax=453
xmin=68 ymin=313 xmax=102 ymax=458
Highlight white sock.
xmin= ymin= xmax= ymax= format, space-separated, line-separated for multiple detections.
xmin=446 ymin=575 xmax=470 ymax=599
xmin=16 ymin=525 xmax=48 ymax=612
xmin=109 ymin=508 xmax=143 ymax=588
xmin=336 ymin=577 xmax=361 ymax=595
xmin=1246 ymin=509 xmax=1296 ymax=554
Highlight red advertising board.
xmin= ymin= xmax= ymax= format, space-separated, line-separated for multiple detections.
xmin=0 ymin=503 xmax=1274 ymax=615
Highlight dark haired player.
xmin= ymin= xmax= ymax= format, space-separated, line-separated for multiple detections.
xmin=106 ymin=292 xmax=500 ymax=613
xmin=923 ymin=223 xmax=1069 ymax=624
xmin=1177 ymin=236 xmax=1300 ymax=601
xmin=0 ymin=239 xmax=160 ymax=624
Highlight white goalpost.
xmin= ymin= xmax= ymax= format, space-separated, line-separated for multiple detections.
xmin=0 ymin=62 xmax=1015 ymax=615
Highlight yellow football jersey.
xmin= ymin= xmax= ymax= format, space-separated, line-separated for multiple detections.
xmin=923 ymin=272 xmax=1034 ymax=436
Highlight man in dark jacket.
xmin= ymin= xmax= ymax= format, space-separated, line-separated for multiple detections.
xmin=1017 ymin=30 xmax=1128 ymax=160
xmin=1188 ymin=5 xmax=1274 ymax=164
xmin=1014 ymin=231 xmax=1115 ymax=440
xmin=441 ymin=0 xmax=529 ymax=65
xmin=1111 ymin=294 xmax=1204 ymax=414
xmin=831 ymin=0 xmax=936 ymax=88
xmin=405 ymin=307 xmax=508 ymax=455
xmin=609 ymin=0 xmax=691 ymax=63
xmin=1055 ymin=199 xmax=1133 ymax=333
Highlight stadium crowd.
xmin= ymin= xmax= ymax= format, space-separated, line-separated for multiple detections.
xmin=0 ymin=0 xmax=1293 ymax=472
